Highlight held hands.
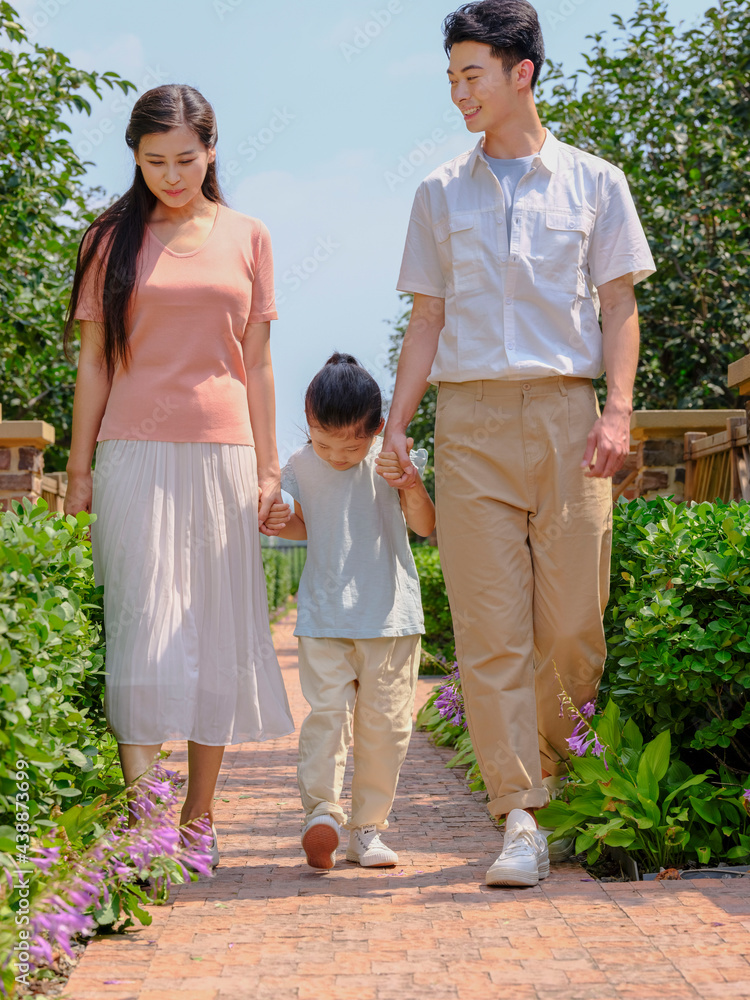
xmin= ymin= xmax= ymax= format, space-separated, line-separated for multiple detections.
xmin=257 ymin=473 xmax=286 ymax=536
xmin=262 ymin=500 xmax=291 ymax=536
xmin=581 ymin=404 xmax=632 ymax=479
xmin=376 ymin=436 xmax=418 ymax=489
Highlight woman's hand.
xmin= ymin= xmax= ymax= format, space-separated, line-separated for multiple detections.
xmin=257 ymin=473 xmax=283 ymax=535
xmin=64 ymin=471 xmax=93 ymax=516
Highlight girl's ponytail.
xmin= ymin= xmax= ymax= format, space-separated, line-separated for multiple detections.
xmin=306 ymin=353 xmax=382 ymax=437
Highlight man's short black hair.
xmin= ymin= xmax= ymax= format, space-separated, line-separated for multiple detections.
xmin=443 ymin=0 xmax=545 ymax=89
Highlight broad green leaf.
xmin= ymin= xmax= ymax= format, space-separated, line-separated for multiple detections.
xmin=689 ymin=795 xmax=722 ymax=826
xmin=602 ymin=828 xmax=636 ymax=848
xmin=640 ymin=730 xmax=671 ymax=784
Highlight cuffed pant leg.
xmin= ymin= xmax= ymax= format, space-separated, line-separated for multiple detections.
xmin=296 ymin=636 xmax=357 ymax=827
xmin=348 ymin=635 xmax=421 ymax=831
xmin=434 ymin=384 xmax=548 ymax=818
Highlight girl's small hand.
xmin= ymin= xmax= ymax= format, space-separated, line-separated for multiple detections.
xmin=376 ymin=438 xmax=416 ymax=489
xmin=262 ymin=500 xmax=291 ymax=536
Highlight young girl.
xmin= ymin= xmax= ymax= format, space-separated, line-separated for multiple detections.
xmin=63 ymin=84 xmax=293 ymax=864
xmin=267 ymin=353 xmax=435 ymax=869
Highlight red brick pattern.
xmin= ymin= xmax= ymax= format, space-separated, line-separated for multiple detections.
xmin=63 ymin=610 xmax=750 ymax=1000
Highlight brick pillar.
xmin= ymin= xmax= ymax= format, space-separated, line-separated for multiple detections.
xmin=0 ymin=408 xmax=56 ymax=512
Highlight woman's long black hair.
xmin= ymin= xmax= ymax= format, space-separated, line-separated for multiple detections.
xmin=64 ymin=84 xmax=225 ymax=378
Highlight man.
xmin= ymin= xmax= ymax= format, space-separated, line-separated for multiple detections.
xmin=381 ymin=0 xmax=654 ymax=888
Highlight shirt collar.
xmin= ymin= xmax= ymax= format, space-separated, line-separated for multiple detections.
xmin=469 ymin=127 xmax=560 ymax=176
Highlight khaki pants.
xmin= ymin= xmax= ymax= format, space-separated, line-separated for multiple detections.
xmin=296 ymin=634 xmax=421 ymax=830
xmin=434 ymin=376 xmax=612 ymax=817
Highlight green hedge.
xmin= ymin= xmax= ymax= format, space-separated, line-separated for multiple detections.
xmin=0 ymin=500 xmax=118 ymax=836
xmin=412 ymin=545 xmax=455 ymax=670
xmin=603 ymin=497 xmax=750 ymax=774
xmin=261 ymin=545 xmax=306 ymax=614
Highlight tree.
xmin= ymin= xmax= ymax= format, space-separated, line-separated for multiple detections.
xmin=0 ymin=3 xmax=134 ymax=468
xmin=388 ymin=0 xmax=750 ymax=454
xmin=537 ymin=0 xmax=750 ymax=409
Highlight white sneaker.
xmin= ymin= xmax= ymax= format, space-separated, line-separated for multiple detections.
xmin=346 ymin=825 xmax=398 ymax=867
xmin=486 ymin=809 xmax=550 ymax=887
xmin=301 ymin=815 xmax=340 ymax=870
xmin=540 ymin=775 xmax=575 ymax=863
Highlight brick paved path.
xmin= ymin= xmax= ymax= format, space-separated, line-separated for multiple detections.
xmin=64 ymin=610 xmax=750 ymax=1000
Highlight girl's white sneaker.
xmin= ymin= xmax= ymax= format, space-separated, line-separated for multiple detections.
xmin=301 ymin=815 xmax=340 ymax=870
xmin=346 ymin=825 xmax=398 ymax=867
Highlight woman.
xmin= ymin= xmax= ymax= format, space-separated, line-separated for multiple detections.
xmin=64 ymin=84 xmax=294 ymax=864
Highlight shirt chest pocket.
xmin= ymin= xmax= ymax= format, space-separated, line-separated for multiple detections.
xmin=540 ymin=211 xmax=594 ymax=291
xmin=434 ymin=214 xmax=483 ymax=293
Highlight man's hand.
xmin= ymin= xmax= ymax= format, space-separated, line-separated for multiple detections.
xmin=376 ymin=438 xmax=416 ymax=489
xmin=379 ymin=431 xmax=417 ymax=489
xmin=592 ymin=273 xmax=639 ymax=479
xmin=263 ymin=500 xmax=291 ymax=535
xmin=581 ymin=404 xmax=631 ymax=479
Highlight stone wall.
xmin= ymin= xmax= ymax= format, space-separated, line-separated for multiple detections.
xmin=0 ymin=413 xmax=55 ymax=512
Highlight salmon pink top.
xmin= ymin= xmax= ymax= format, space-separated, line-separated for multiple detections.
xmin=75 ymin=204 xmax=276 ymax=445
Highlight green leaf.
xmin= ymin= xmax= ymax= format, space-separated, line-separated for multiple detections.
xmin=622 ymin=718 xmax=643 ymax=750
xmin=575 ymin=831 xmax=596 ymax=853
xmin=689 ymin=795 xmax=722 ymax=825
xmin=65 ymin=748 xmax=90 ymax=768
xmin=602 ymin=828 xmax=636 ymax=848
xmin=640 ymin=730 xmax=671 ymax=784
xmin=570 ymin=756 xmax=610 ymax=784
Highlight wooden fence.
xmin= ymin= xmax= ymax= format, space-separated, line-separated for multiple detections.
xmin=684 ymin=414 xmax=750 ymax=503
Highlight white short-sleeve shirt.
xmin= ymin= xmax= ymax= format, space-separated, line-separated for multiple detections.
xmin=397 ymin=129 xmax=656 ymax=384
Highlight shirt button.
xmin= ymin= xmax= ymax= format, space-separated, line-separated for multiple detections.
xmin=501 ymin=256 xmax=508 ymax=263
xmin=514 ymin=218 xmax=520 ymax=225
xmin=568 ymin=221 xmax=576 ymax=229
xmin=505 ymin=298 xmax=512 ymax=305
xmin=522 ymin=383 xmax=532 ymax=390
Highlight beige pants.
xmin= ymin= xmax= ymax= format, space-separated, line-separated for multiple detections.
xmin=434 ymin=376 xmax=612 ymax=817
xmin=296 ymin=634 xmax=421 ymax=830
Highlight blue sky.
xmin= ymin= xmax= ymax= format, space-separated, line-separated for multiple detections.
xmin=18 ymin=0 xmax=708 ymax=461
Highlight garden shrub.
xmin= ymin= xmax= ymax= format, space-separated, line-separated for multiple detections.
xmin=261 ymin=545 xmax=306 ymax=614
xmin=274 ymin=553 xmax=292 ymax=611
xmin=603 ymin=498 xmax=750 ymax=774
xmin=412 ymin=546 xmax=455 ymax=669
xmin=0 ymin=499 xmax=118 ymax=836
xmin=537 ymin=698 xmax=750 ymax=872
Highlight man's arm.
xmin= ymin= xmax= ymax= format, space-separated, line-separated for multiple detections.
xmin=381 ymin=293 xmax=445 ymax=488
xmin=581 ymin=274 xmax=640 ymax=479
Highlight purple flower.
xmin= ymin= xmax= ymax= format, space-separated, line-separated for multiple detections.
xmin=743 ymin=789 xmax=750 ymax=801
xmin=435 ymin=666 xmax=465 ymax=728
xmin=30 ymin=846 xmax=61 ymax=873
xmin=580 ymin=701 xmax=596 ymax=720
xmin=566 ymin=720 xmax=609 ymax=770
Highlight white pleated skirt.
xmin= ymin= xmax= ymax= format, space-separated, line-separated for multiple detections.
xmin=91 ymin=440 xmax=294 ymax=746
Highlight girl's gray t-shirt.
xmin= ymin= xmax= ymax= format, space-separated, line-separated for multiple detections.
xmin=280 ymin=441 xmax=424 ymax=639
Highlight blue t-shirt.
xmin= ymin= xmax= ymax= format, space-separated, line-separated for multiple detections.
xmin=281 ymin=441 xmax=424 ymax=639
xmin=484 ymin=152 xmax=536 ymax=243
